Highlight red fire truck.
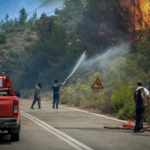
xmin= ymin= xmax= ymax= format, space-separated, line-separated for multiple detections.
xmin=0 ymin=73 xmax=21 ymax=141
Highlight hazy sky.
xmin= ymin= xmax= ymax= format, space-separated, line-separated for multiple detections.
xmin=0 ymin=0 xmax=64 ymax=21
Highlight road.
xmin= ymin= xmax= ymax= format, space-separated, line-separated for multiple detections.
xmin=1 ymin=99 xmax=150 ymax=150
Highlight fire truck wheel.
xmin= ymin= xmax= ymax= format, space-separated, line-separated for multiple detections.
xmin=11 ymin=133 xmax=19 ymax=141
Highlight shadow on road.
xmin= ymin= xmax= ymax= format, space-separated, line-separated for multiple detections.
xmin=0 ymin=133 xmax=12 ymax=144
xmin=55 ymin=127 xmax=106 ymax=131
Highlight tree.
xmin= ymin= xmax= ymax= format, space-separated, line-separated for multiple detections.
xmin=19 ymin=8 xmax=27 ymax=26
xmin=5 ymin=14 xmax=9 ymax=23
xmin=40 ymin=13 xmax=47 ymax=20
xmin=0 ymin=33 xmax=6 ymax=44
xmin=28 ymin=12 xmax=38 ymax=27
xmin=0 ymin=19 xmax=4 ymax=33
xmin=55 ymin=0 xmax=84 ymax=33
xmin=33 ymin=12 xmax=38 ymax=21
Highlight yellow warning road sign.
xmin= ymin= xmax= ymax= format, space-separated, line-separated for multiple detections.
xmin=91 ymin=78 xmax=104 ymax=89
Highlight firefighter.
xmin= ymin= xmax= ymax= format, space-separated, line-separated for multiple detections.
xmin=31 ymin=83 xmax=42 ymax=109
xmin=51 ymin=79 xmax=66 ymax=109
xmin=134 ymin=81 xmax=148 ymax=133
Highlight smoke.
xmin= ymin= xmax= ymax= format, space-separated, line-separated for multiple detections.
xmin=78 ymin=44 xmax=129 ymax=72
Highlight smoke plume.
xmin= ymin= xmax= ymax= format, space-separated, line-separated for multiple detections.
xmin=78 ymin=44 xmax=129 ymax=72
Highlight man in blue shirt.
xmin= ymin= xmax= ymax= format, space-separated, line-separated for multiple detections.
xmin=52 ymin=79 xmax=66 ymax=109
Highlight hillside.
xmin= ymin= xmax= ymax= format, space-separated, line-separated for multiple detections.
xmin=0 ymin=29 xmax=38 ymax=88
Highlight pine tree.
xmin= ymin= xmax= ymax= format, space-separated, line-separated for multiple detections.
xmin=28 ymin=12 xmax=38 ymax=27
xmin=5 ymin=14 xmax=9 ymax=23
xmin=19 ymin=8 xmax=27 ymax=26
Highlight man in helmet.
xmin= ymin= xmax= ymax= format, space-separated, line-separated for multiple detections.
xmin=51 ymin=79 xmax=66 ymax=109
xmin=31 ymin=83 xmax=42 ymax=109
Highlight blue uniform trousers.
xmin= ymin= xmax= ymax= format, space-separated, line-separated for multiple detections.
xmin=53 ymin=94 xmax=60 ymax=108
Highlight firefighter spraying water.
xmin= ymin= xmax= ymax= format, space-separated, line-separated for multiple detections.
xmin=51 ymin=51 xmax=86 ymax=109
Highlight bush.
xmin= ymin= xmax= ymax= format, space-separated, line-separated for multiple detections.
xmin=60 ymin=87 xmax=75 ymax=105
xmin=71 ymin=93 xmax=84 ymax=107
xmin=111 ymin=85 xmax=133 ymax=112
xmin=60 ymin=94 xmax=68 ymax=104
xmin=65 ymin=87 xmax=75 ymax=96
xmin=97 ymin=97 xmax=115 ymax=113
xmin=0 ymin=33 xmax=7 ymax=44
xmin=21 ymin=90 xmax=34 ymax=99
xmin=111 ymin=85 xmax=136 ymax=119
xmin=118 ymin=102 xmax=136 ymax=120
xmin=80 ymin=84 xmax=92 ymax=95
xmin=80 ymin=92 xmax=99 ymax=109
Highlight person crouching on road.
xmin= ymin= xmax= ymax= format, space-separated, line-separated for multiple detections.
xmin=134 ymin=81 xmax=148 ymax=133
xmin=31 ymin=83 xmax=42 ymax=109
xmin=51 ymin=79 xmax=66 ymax=109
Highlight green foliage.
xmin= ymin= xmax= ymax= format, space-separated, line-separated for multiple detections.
xmin=0 ymin=8 xmax=37 ymax=34
xmin=111 ymin=85 xmax=133 ymax=112
xmin=19 ymin=8 xmax=27 ymax=26
xmin=80 ymin=84 xmax=91 ymax=95
xmin=118 ymin=103 xmax=136 ymax=120
xmin=0 ymin=33 xmax=6 ymax=44
xmin=5 ymin=14 xmax=9 ymax=23
xmin=55 ymin=0 xmax=84 ymax=33
xmin=28 ymin=12 xmax=37 ymax=27
xmin=65 ymin=87 xmax=75 ymax=96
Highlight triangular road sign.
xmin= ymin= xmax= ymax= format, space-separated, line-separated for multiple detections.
xmin=91 ymin=78 xmax=104 ymax=89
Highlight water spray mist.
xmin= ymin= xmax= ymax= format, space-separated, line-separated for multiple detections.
xmin=66 ymin=51 xmax=86 ymax=80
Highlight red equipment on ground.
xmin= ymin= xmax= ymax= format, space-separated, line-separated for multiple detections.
xmin=104 ymin=119 xmax=150 ymax=131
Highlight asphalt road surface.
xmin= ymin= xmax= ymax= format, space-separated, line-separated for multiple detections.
xmin=1 ymin=99 xmax=150 ymax=150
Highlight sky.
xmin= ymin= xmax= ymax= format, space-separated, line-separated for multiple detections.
xmin=0 ymin=0 xmax=64 ymax=21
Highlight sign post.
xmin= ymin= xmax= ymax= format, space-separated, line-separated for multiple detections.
xmin=91 ymin=78 xmax=104 ymax=92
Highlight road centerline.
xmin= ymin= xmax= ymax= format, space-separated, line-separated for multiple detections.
xmin=21 ymin=111 xmax=93 ymax=150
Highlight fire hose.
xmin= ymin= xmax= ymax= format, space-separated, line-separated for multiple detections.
xmin=104 ymin=119 xmax=150 ymax=131
xmin=23 ymin=51 xmax=86 ymax=113
xmin=23 ymin=94 xmax=53 ymax=113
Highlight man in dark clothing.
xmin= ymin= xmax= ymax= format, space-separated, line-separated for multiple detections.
xmin=134 ymin=81 xmax=148 ymax=133
xmin=52 ymin=79 xmax=66 ymax=109
xmin=31 ymin=83 xmax=42 ymax=109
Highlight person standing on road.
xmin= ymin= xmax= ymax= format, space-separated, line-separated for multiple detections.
xmin=51 ymin=79 xmax=67 ymax=109
xmin=134 ymin=81 xmax=148 ymax=133
xmin=31 ymin=83 xmax=42 ymax=109
xmin=143 ymin=85 xmax=150 ymax=122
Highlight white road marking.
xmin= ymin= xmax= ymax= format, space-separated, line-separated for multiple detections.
xmin=60 ymin=106 xmax=128 ymax=123
xmin=21 ymin=111 xmax=93 ymax=150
